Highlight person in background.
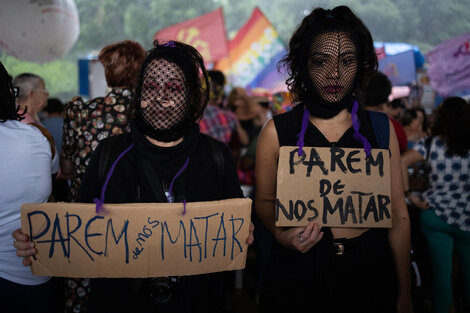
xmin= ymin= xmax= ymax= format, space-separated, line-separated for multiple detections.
xmin=401 ymin=108 xmax=428 ymax=149
xmin=42 ymin=98 xmax=65 ymax=159
xmin=359 ymin=70 xmax=408 ymax=154
xmin=226 ymin=87 xmax=264 ymax=195
xmin=227 ymin=86 xmax=263 ymax=142
xmin=13 ymin=73 xmax=59 ymax=181
xmin=41 ymin=98 xmax=70 ymax=202
xmin=199 ymin=70 xmax=248 ymax=146
xmin=415 ymin=107 xmax=430 ymax=136
xmin=59 ymin=39 xmax=146 ymax=313
xmin=255 ymin=6 xmax=412 ymax=312
xmin=0 ymin=61 xmax=57 ymax=313
xmin=401 ymin=97 xmax=470 ymax=313
xmin=13 ymin=73 xmax=49 ymax=124
xmin=390 ymin=98 xmax=406 ymax=121
xmin=61 ymin=40 xmax=146 ymax=202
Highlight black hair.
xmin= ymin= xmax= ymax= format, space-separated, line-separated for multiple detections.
xmin=279 ymin=5 xmax=378 ymax=103
xmin=415 ymin=107 xmax=429 ymax=134
xmin=359 ymin=71 xmax=391 ymax=107
xmin=391 ymin=98 xmax=406 ymax=109
xmin=400 ymin=108 xmax=418 ymax=127
xmin=431 ymin=97 xmax=470 ymax=156
xmin=44 ymin=98 xmax=64 ymax=114
xmin=0 ymin=61 xmax=23 ymax=122
xmin=128 ymin=40 xmax=209 ymax=123
xmin=208 ymin=70 xmax=226 ymax=87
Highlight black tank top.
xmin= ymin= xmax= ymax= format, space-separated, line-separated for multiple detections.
xmin=273 ymin=103 xmax=379 ymax=149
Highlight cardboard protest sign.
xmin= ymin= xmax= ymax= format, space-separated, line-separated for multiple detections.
xmin=21 ymin=198 xmax=252 ymax=278
xmin=276 ymin=146 xmax=391 ymax=228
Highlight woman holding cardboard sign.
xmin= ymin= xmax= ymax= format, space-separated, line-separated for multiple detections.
xmin=255 ymin=6 xmax=412 ymax=313
xmin=13 ymin=41 xmax=254 ymax=313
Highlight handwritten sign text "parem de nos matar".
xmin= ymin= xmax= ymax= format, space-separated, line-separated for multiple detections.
xmin=276 ymin=146 xmax=391 ymax=228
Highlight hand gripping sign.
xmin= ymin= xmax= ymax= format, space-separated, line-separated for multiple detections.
xmin=21 ymin=199 xmax=251 ymax=278
xmin=276 ymin=146 xmax=391 ymax=228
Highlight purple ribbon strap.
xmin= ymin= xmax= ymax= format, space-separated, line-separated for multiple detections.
xmin=95 ymin=143 xmax=190 ymax=216
xmin=351 ymin=100 xmax=371 ymax=157
xmin=296 ymin=107 xmax=310 ymax=156
xmin=94 ymin=143 xmax=134 ymax=214
xmin=297 ymin=102 xmax=371 ymax=158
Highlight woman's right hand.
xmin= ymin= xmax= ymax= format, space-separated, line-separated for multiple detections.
xmin=276 ymin=222 xmax=324 ymax=253
xmin=12 ymin=229 xmax=37 ymax=266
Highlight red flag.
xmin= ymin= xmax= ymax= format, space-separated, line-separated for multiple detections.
xmin=154 ymin=7 xmax=229 ymax=64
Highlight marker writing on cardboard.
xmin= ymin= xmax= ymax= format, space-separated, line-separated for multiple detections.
xmin=27 ymin=211 xmax=130 ymax=263
xmin=131 ymin=213 xmax=245 ymax=262
xmin=289 ymin=147 xmax=384 ymax=177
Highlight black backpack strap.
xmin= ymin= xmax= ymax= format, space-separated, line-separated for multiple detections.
xmin=205 ymin=134 xmax=226 ymax=182
xmin=98 ymin=134 xmax=120 ymax=187
xmin=368 ymin=110 xmax=390 ymax=149
xmin=139 ymin=157 xmax=169 ymax=203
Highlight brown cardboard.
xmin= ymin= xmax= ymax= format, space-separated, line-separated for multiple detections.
xmin=276 ymin=146 xmax=391 ymax=228
xmin=20 ymin=198 xmax=252 ymax=278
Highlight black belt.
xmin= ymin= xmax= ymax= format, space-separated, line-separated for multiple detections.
xmin=331 ymin=236 xmax=363 ymax=256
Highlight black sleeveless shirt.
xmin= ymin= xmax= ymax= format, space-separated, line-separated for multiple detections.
xmin=273 ymin=103 xmax=379 ymax=149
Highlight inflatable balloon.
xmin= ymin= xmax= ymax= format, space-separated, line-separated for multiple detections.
xmin=0 ymin=0 xmax=80 ymax=63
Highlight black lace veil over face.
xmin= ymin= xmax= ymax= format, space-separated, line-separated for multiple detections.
xmin=301 ymin=30 xmax=359 ymax=118
xmin=140 ymin=59 xmax=189 ymax=131
xmin=307 ymin=31 xmax=358 ymax=104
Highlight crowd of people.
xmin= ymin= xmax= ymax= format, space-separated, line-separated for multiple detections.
xmin=1 ymin=4 xmax=469 ymax=313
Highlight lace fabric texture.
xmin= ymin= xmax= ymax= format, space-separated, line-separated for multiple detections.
xmin=140 ymin=59 xmax=190 ymax=131
xmin=307 ymin=31 xmax=358 ymax=103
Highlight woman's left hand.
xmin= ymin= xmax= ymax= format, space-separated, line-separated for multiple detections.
xmin=408 ymin=193 xmax=429 ymax=210
xmin=246 ymin=222 xmax=255 ymax=245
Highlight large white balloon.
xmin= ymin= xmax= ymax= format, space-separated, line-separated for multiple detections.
xmin=0 ymin=0 xmax=80 ymax=63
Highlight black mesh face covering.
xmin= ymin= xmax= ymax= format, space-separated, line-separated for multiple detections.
xmin=140 ymin=59 xmax=189 ymax=132
xmin=304 ymin=31 xmax=358 ymax=118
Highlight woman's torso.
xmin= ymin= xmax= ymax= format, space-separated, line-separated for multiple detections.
xmin=76 ymin=126 xmax=243 ymax=313
xmin=415 ymin=136 xmax=470 ymax=231
xmin=274 ymin=104 xmax=381 ymax=239
xmin=62 ymin=88 xmax=133 ymax=199
xmin=0 ymin=120 xmax=53 ymax=285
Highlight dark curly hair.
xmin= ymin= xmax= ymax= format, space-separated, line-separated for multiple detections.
xmin=431 ymin=97 xmax=470 ymax=156
xmin=279 ymin=6 xmax=378 ymax=103
xmin=128 ymin=40 xmax=209 ymax=124
xmin=0 ymin=61 xmax=22 ymax=122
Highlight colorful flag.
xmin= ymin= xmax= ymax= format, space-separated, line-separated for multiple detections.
xmin=215 ymin=7 xmax=288 ymax=93
xmin=426 ymin=32 xmax=470 ymax=96
xmin=154 ymin=7 xmax=229 ymax=64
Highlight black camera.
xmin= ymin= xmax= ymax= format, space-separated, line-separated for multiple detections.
xmin=141 ymin=276 xmax=180 ymax=304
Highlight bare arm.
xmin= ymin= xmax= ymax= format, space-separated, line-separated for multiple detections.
xmin=255 ymin=120 xmax=323 ymax=253
xmin=387 ymin=121 xmax=413 ymax=313
xmin=400 ymin=149 xmax=424 ymax=191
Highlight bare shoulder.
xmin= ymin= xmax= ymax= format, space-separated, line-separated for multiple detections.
xmin=257 ymin=119 xmax=280 ymax=157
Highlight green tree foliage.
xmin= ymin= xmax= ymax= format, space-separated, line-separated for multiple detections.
xmin=0 ymin=54 xmax=77 ymax=101
xmin=1 ymin=0 xmax=469 ymax=101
